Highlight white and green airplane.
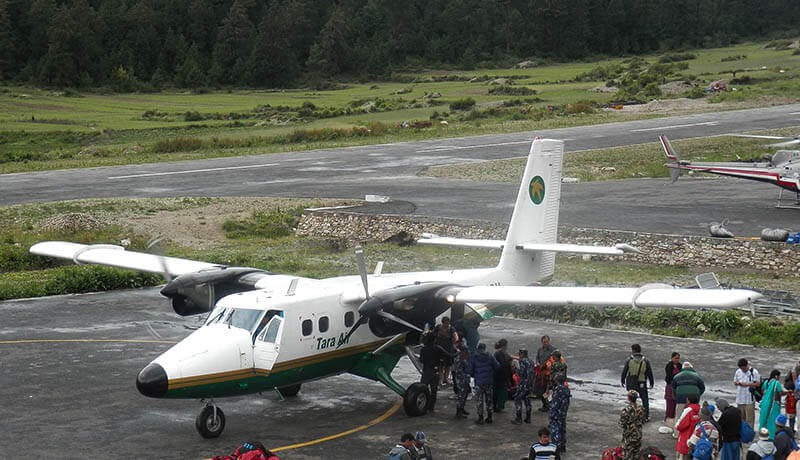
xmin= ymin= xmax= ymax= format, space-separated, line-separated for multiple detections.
xmin=30 ymin=138 xmax=761 ymax=438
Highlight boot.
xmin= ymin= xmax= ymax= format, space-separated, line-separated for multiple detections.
xmin=455 ymin=408 xmax=467 ymax=419
xmin=524 ymin=409 xmax=531 ymax=424
xmin=511 ymin=411 xmax=522 ymax=425
xmin=486 ymin=413 xmax=493 ymax=424
xmin=462 ymin=408 xmax=470 ymax=415
xmin=475 ymin=415 xmax=484 ymax=425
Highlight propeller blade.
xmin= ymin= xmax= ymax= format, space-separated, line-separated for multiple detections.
xmin=146 ymin=236 xmax=173 ymax=283
xmin=338 ymin=315 xmax=368 ymax=348
xmin=354 ymin=245 xmax=369 ymax=299
xmin=377 ymin=310 xmax=423 ymax=332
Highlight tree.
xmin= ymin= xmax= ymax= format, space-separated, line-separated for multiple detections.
xmin=210 ymin=0 xmax=256 ymax=85
xmin=0 ymin=0 xmax=13 ymax=80
xmin=306 ymin=3 xmax=354 ymax=76
xmin=247 ymin=0 xmax=310 ymax=87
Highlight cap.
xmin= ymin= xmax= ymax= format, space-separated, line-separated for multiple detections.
xmin=776 ymin=414 xmax=788 ymax=426
xmin=759 ymin=427 xmax=770 ymax=440
xmin=715 ymin=398 xmax=729 ymax=410
xmin=415 ymin=431 xmax=426 ymax=443
xmin=682 ymin=361 xmax=693 ymax=369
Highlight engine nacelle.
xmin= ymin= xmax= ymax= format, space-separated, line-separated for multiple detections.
xmin=160 ymin=268 xmax=271 ymax=316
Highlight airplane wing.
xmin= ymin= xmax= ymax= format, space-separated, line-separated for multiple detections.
xmin=30 ymin=241 xmax=222 ymax=276
xmin=452 ymin=284 xmax=761 ymax=310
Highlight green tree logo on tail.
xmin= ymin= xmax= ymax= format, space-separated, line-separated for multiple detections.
xmin=529 ymin=176 xmax=545 ymax=205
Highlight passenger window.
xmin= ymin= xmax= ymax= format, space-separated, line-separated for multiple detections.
xmin=344 ymin=311 xmax=355 ymax=328
xmin=319 ymin=316 xmax=329 ymax=333
xmin=302 ymin=319 xmax=313 ymax=336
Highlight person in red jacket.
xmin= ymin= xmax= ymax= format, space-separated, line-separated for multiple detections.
xmin=675 ymin=393 xmax=701 ymax=460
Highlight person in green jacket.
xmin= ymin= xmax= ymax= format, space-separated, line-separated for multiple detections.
xmin=671 ymin=361 xmax=705 ymax=420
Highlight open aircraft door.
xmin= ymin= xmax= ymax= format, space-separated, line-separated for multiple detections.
xmin=253 ymin=314 xmax=284 ymax=371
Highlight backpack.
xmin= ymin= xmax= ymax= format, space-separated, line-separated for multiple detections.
xmin=692 ymin=423 xmax=713 ymax=460
xmin=626 ymin=356 xmax=646 ymax=388
xmin=601 ymin=446 xmax=624 ymax=460
xmin=749 ymin=369 xmax=764 ymax=402
xmin=740 ymin=420 xmax=755 ymax=443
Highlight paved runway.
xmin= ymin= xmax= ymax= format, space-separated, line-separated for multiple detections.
xmin=2 ymin=104 xmax=799 ymax=236
xmin=2 ymin=288 xmax=798 ymax=459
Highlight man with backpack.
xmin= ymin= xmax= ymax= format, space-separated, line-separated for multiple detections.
xmin=621 ymin=344 xmax=655 ymax=421
xmin=734 ymin=358 xmax=761 ymax=428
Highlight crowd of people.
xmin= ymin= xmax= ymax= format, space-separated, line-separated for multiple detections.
xmin=404 ymin=319 xmax=572 ymax=459
xmin=615 ymin=344 xmax=800 ymax=460
xmin=398 ymin=319 xmax=800 ymax=459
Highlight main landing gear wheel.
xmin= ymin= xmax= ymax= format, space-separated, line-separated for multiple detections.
xmin=196 ymin=405 xmax=226 ymax=438
xmin=278 ymin=383 xmax=301 ymax=397
xmin=403 ymin=383 xmax=430 ymax=416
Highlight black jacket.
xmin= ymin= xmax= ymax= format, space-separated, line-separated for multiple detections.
xmin=718 ymin=406 xmax=742 ymax=442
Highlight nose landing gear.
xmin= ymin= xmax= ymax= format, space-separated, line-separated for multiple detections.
xmin=196 ymin=401 xmax=226 ymax=438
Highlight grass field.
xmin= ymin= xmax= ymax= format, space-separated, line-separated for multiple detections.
xmin=2 ymin=39 xmax=800 ymax=174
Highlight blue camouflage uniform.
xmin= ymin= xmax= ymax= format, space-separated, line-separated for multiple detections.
xmin=453 ymin=351 xmax=471 ymax=417
xmin=548 ymin=379 xmax=571 ymax=452
xmin=514 ymin=356 xmax=534 ymax=423
xmin=470 ymin=345 xmax=499 ymax=423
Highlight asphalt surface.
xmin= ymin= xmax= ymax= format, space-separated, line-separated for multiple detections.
xmin=2 ymin=104 xmax=800 ymax=236
xmin=3 ymin=107 xmax=800 ymax=458
xmin=2 ymin=288 xmax=799 ymax=459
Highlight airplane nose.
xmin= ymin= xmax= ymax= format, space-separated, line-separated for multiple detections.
xmin=136 ymin=363 xmax=168 ymax=398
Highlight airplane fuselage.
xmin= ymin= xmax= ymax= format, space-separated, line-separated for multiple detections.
xmin=136 ymin=266 xmax=503 ymax=400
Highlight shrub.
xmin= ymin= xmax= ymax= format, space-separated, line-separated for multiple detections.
xmin=184 ymin=111 xmax=204 ymax=121
xmin=223 ymin=208 xmax=304 ymax=239
xmin=152 ymin=137 xmax=204 ymax=153
xmin=488 ymin=86 xmax=538 ymax=96
xmin=449 ymin=97 xmax=476 ymax=111
xmin=658 ymin=52 xmax=696 ymax=63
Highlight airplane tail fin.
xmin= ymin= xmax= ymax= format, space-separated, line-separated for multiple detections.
xmin=659 ymin=134 xmax=682 ymax=182
xmin=496 ymin=138 xmax=563 ymax=284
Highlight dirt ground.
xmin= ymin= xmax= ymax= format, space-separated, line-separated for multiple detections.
xmin=114 ymin=197 xmax=354 ymax=249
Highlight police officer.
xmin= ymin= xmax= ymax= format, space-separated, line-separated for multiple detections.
xmin=512 ymin=348 xmax=533 ymax=424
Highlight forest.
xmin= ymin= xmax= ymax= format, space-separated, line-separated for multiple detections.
xmin=0 ymin=0 xmax=798 ymax=90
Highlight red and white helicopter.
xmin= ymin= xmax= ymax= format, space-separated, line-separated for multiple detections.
xmin=660 ymin=134 xmax=800 ymax=207
xmin=30 ymin=138 xmax=761 ymax=438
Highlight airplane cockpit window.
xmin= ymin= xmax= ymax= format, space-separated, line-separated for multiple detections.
xmin=302 ymin=319 xmax=312 ymax=336
xmin=258 ymin=317 xmax=283 ymax=344
xmin=206 ymin=308 xmax=262 ymax=332
xmin=319 ymin=316 xmax=329 ymax=333
xmin=205 ymin=305 xmax=227 ymax=325
xmin=344 ymin=311 xmax=355 ymax=328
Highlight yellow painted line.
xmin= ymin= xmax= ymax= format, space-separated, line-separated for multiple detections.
xmin=270 ymin=399 xmax=403 ymax=452
xmin=0 ymin=339 xmax=177 ymax=344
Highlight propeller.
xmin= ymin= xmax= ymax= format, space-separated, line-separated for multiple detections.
xmin=340 ymin=246 xmax=431 ymax=347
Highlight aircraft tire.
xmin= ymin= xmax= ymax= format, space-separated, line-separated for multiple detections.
xmin=278 ymin=383 xmax=301 ymax=397
xmin=403 ymin=383 xmax=430 ymax=417
xmin=196 ymin=405 xmax=226 ymax=439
